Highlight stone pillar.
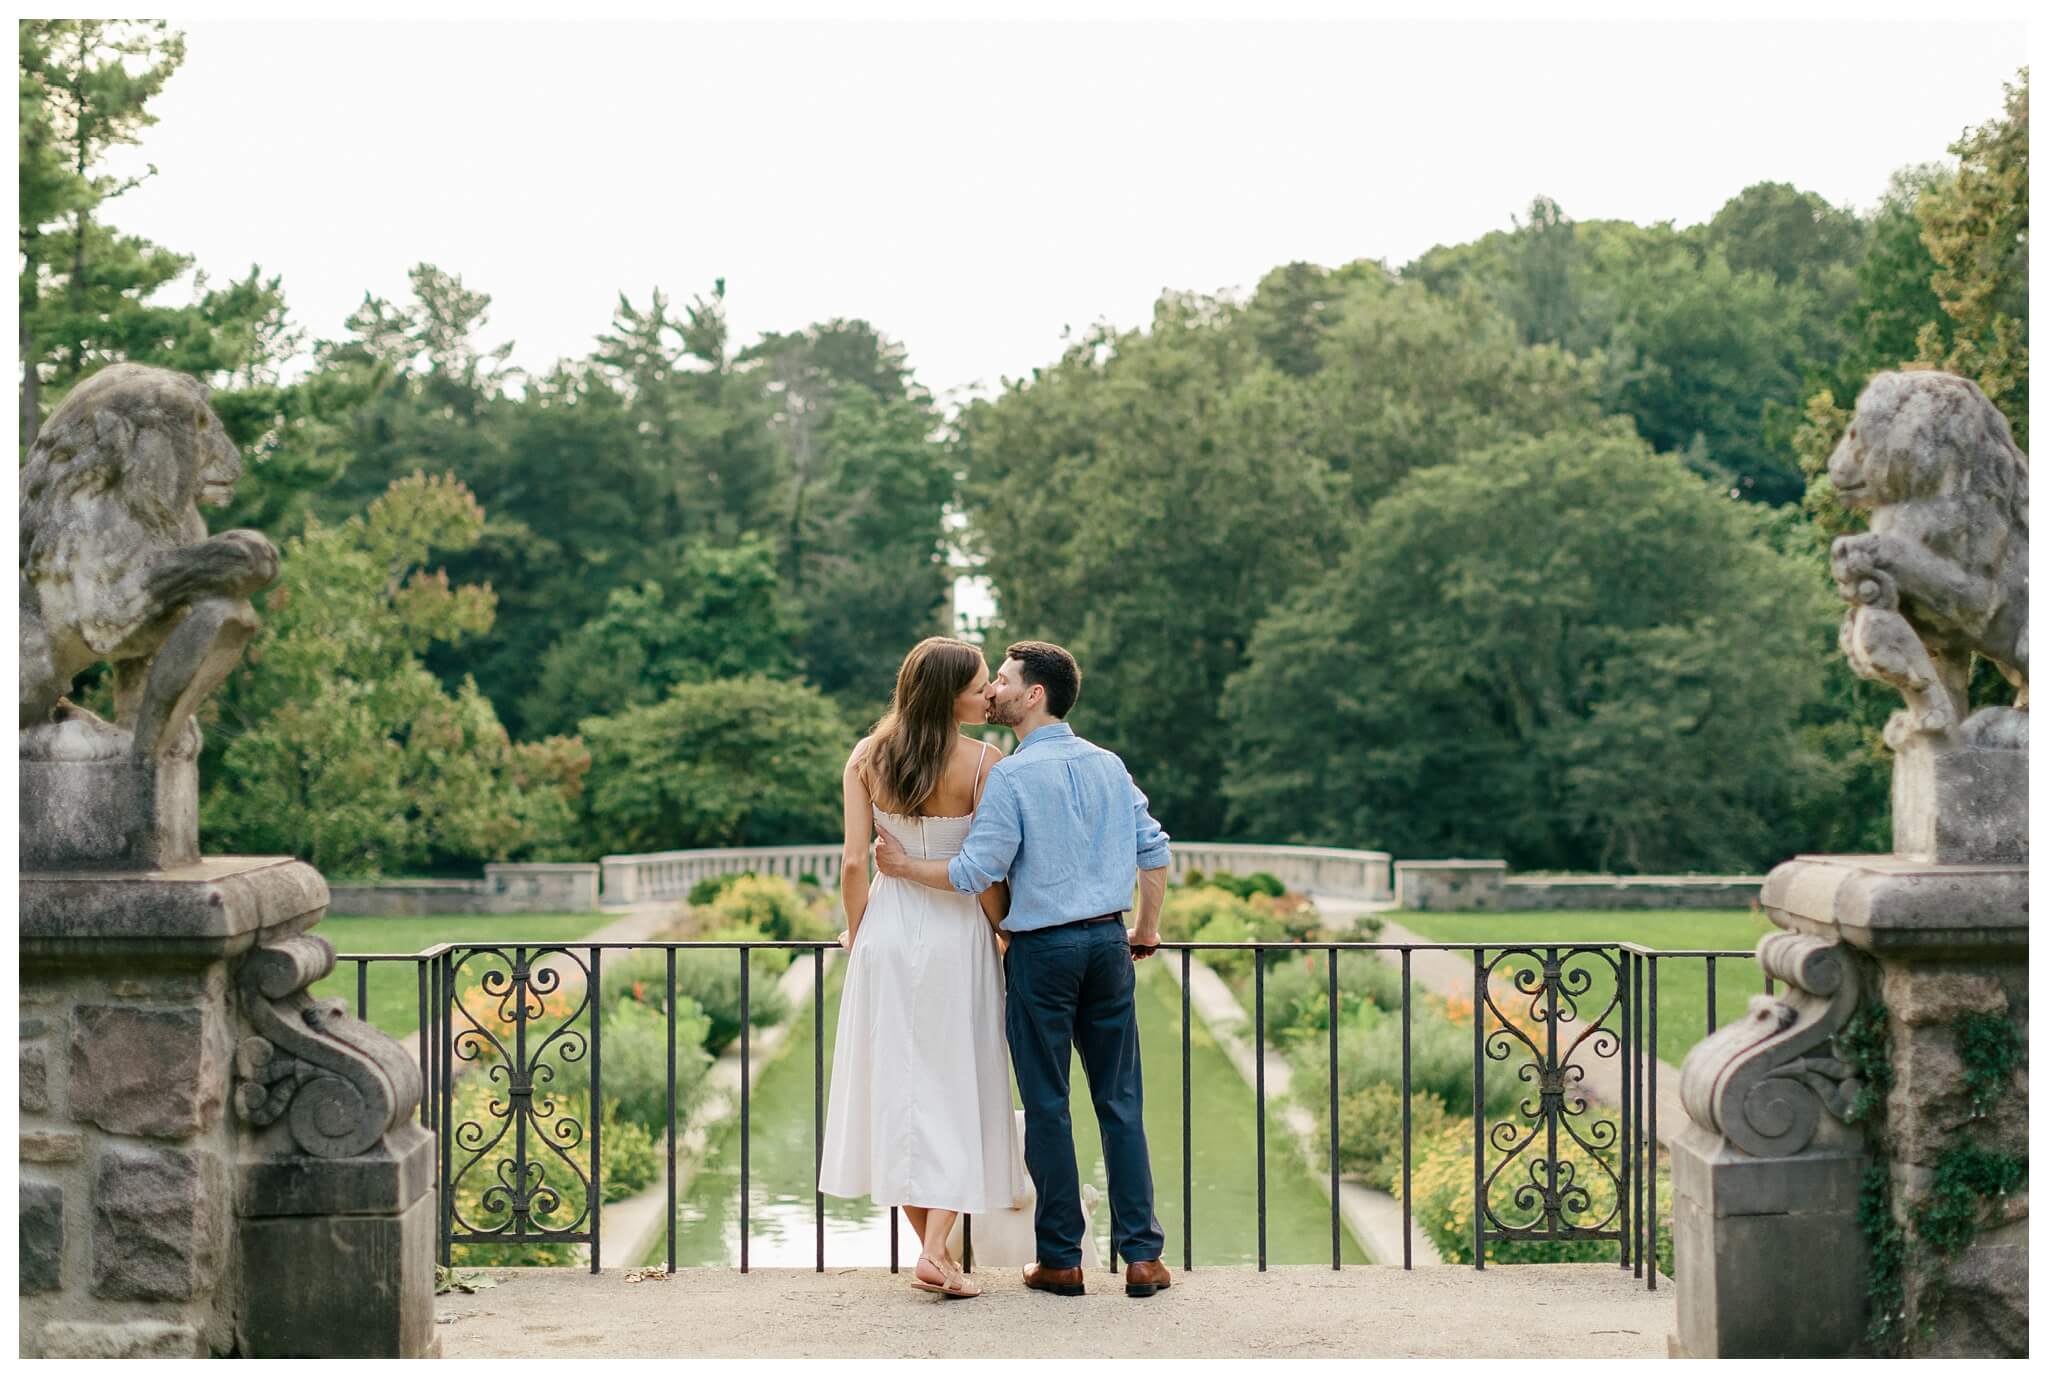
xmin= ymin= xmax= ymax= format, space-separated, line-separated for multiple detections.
xmin=20 ymin=861 xmax=440 ymax=1359
xmin=1671 ymin=743 xmax=2027 ymax=1357
xmin=1392 ymin=859 xmax=1505 ymax=911
xmin=19 ymin=860 xmax=319 ymax=1357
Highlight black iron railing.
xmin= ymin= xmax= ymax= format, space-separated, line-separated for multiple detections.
xmin=335 ymin=937 xmax=1755 ymax=1287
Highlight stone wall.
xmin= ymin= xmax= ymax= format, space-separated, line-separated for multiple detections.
xmin=327 ymin=862 xmax=599 ymax=916
xmin=1869 ymin=948 xmax=2028 ymax=1355
xmin=1393 ymin=859 xmax=1763 ymax=912
xmin=18 ymin=861 xmax=323 ymax=1358
xmin=1502 ymin=875 xmax=1763 ymax=911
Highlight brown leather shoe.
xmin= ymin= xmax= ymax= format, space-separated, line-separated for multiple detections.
xmin=1022 ymin=1262 xmax=1085 ymax=1297
xmin=1123 ymin=1259 xmax=1172 ymax=1297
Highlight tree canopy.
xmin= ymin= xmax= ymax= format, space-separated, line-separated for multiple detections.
xmin=20 ymin=20 xmax=2027 ymax=874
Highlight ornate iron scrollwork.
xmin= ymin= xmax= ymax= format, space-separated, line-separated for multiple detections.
xmin=444 ymin=947 xmax=594 ymax=1247
xmin=1476 ymin=946 xmax=1625 ymax=1245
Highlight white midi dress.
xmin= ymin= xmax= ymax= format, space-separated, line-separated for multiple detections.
xmin=817 ymin=794 xmax=1029 ymax=1217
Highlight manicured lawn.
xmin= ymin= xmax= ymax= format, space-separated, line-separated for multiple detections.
xmin=310 ymin=913 xmax=614 ymax=1040
xmin=1384 ymin=909 xmax=1775 ymax=1067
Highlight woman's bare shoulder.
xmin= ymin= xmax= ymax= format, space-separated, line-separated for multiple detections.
xmin=846 ymin=736 xmax=876 ymax=770
xmin=958 ymin=733 xmax=1007 ymax=761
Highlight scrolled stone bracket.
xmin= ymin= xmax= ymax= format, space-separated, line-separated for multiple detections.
xmin=234 ymin=934 xmax=421 ymax=1159
xmin=1679 ymin=930 xmax=1866 ymax=1158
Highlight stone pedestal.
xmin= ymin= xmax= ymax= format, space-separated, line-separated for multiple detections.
xmin=19 ymin=710 xmax=206 ymax=873
xmin=237 ymin=1126 xmax=439 ymax=1357
xmin=1670 ymin=1126 xmax=1868 ymax=1356
xmin=18 ymin=858 xmax=437 ymax=1359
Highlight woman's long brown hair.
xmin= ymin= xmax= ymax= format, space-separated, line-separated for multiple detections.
xmin=863 ymin=637 xmax=986 ymax=814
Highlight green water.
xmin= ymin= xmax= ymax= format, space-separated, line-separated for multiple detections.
xmin=650 ymin=959 xmax=1367 ymax=1269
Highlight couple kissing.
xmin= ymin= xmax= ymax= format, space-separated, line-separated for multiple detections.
xmin=817 ymin=638 xmax=1172 ymax=1302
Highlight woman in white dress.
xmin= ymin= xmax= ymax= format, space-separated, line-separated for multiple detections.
xmin=819 ymin=637 xmax=1027 ymax=1299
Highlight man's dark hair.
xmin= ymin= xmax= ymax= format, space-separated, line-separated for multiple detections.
xmin=1005 ymin=640 xmax=1081 ymax=719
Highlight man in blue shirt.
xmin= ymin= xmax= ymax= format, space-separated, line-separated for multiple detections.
xmin=875 ymin=640 xmax=1172 ymax=1298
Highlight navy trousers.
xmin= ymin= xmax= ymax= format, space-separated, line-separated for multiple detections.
xmin=1003 ymin=918 xmax=1165 ymax=1269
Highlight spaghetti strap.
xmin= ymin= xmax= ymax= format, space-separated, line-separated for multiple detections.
xmin=971 ymin=737 xmax=993 ymax=809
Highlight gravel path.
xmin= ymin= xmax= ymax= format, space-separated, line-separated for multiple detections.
xmin=435 ymin=1263 xmax=1673 ymax=1359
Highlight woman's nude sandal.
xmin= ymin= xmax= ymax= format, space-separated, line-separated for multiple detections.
xmin=911 ymin=1252 xmax=981 ymax=1299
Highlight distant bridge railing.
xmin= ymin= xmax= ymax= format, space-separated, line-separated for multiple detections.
xmin=600 ymin=845 xmax=846 ymax=906
xmin=1166 ymin=843 xmax=1391 ymax=902
xmin=599 ymin=841 xmax=1391 ymax=907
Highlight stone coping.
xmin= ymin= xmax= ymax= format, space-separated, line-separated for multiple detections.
xmin=1393 ymin=859 xmax=1507 ymax=872
xmin=1762 ymin=853 xmax=2028 ymax=957
xmin=1506 ymin=874 xmax=1763 ymax=887
xmin=19 ymin=855 xmax=327 ymax=955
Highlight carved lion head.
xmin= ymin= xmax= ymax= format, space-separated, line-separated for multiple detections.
xmin=1827 ymin=370 xmax=2028 ymax=522
xmin=19 ymin=363 xmax=243 ymax=578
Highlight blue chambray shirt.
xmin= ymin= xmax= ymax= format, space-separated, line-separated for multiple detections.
xmin=946 ymin=722 xmax=1172 ymax=932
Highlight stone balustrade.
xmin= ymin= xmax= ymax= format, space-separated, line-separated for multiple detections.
xmin=1166 ymin=842 xmax=1392 ymax=900
xmin=596 ymin=841 xmax=1393 ymax=906
xmin=600 ymin=845 xmax=846 ymax=906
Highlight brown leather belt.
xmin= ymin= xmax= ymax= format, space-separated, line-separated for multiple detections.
xmin=1016 ymin=912 xmax=1124 ymax=934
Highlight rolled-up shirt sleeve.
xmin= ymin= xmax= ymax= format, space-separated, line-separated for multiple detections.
xmin=1131 ymin=773 xmax=1172 ymax=870
xmin=948 ymin=768 xmax=1022 ymax=896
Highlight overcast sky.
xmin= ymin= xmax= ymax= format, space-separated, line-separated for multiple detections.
xmin=103 ymin=17 xmax=2026 ymax=408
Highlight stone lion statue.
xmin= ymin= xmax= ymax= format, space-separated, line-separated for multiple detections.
xmin=1827 ymin=370 xmax=2027 ymax=750
xmin=19 ymin=363 xmax=279 ymax=760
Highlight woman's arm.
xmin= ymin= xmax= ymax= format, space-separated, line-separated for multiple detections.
xmin=839 ymin=743 xmax=874 ymax=948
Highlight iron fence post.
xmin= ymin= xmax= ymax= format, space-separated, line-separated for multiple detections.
xmin=1401 ymin=947 xmax=1412 ymax=1271
xmin=1471 ymin=948 xmax=1484 ymax=1271
xmin=749 ymin=945 xmax=757 ymax=1277
xmin=667 ymin=948 xmax=677 ymax=1275
xmin=1328 ymin=945 xmax=1340 ymax=1270
xmin=1181 ymin=946 xmax=1192 ymax=1273
xmin=1254 ymin=947 xmax=1267 ymax=1272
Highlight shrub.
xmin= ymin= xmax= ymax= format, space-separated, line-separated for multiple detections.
xmin=1190 ymin=910 xmax=1257 ymax=983
xmin=600 ymin=1106 xmax=661 ymax=1202
xmin=1330 ymin=993 xmax=1522 ymax=1120
xmin=1249 ymin=890 xmax=1325 ymax=943
xmin=1181 ymin=868 xmax=1205 ymax=887
xmin=689 ymin=871 xmax=754 ymax=907
xmin=710 ymin=874 xmax=836 ymax=944
xmin=700 ymin=919 xmax=794 ymax=976
xmin=1400 ymin=1119 xmax=1674 ymax=1275
xmin=1261 ymin=948 xmax=1407 ymax=1044
xmin=1159 ymin=885 xmax=1263 ymax=943
xmin=594 ymin=991 xmax=713 ymax=1134
xmin=1300 ymin=1082 xmax=1455 ymax=1191
xmin=1202 ymin=870 xmax=1288 ymax=901
xmin=605 ymin=946 xmax=788 ymax=1056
